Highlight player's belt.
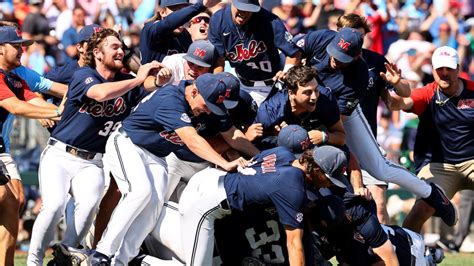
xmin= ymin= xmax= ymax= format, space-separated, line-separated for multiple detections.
xmin=48 ymin=138 xmax=99 ymax=160
xmin=239 ymin=78 xmax=274 ymax=87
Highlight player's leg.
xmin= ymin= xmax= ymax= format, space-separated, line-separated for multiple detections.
xmin=62 ymin=160 xmax=104 ymax=248
xmin=92 ymin=176 xmax=120 ymax=249
xmin=27 ymin=146 xmax=77 ymax=265
xmin=0 ymin=181 xmax=19 ymax=266
xmin=180 ymin=168 xmax=231 ymax=266
xmin=113 ymin=152 xmax=168 ymax=264
xmin=362 ymin=170 xmax=389 ymax=223
xmin=239 ymin=83 xmax=272 ymax=106
xmin=94 ymin=132 xmax=156 ymax=258
xmin=344 ymin=106 xmax=456 ymax=226
xmin=403 ymin=162 xmax=461 ymax=232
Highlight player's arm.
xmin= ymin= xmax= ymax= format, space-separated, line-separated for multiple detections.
xmin=220 ymin=126 xmax=260 ymax=157
xmin=380 ymin=62 xmax=411 ymax=97
xmin=308 ymin=120 xmax=345 ymax=147
xmin=213 ymin=57 xmax=225 ymax=73
xmin=372 ymin=239 xmax=399 ymax=266
xmin=285 ymin=226 xmax=304 ymax=266
xmin=47 ymin=82 xmax=67 ymax=98
xmin=0 ymin=96 xmax=60 ymax=119
xmin=387 ymin=94 xmax=414 ymax=111
xmin=87 ymin=61 xmax=161 ymax=101
xmin=175 ymin=126 xmax=248 ymax=172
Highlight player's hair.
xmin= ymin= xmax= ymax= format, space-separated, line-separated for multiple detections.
xmin=284 ymin=65 xmax=318 ymax=92
xmin=0 ymin=21 xmax=19 ymax=28
xmin=84 ymin=28 xmax=121 ymax=67
xmin=336 ymin=14 xmax=371 ymax=34
xmin=298 ymin=150 xmax=319 ymax=174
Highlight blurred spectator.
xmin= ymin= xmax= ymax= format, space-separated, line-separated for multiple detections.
xmin=397 ymin=0 xmax=428 ymax=33
xmin=22 ymin=0 xmax=51 ymax=41
xmin=61 ymin=6 xmax=87 ymax=59
xmin=132 ymin=0 xmax=156 ymax=25
xmin=12 ymin=0 xmax=30 ymax=26
xmin=313 ymin=0 xmax=344 ymax=30
xmin=420 ymin=1 xmax=462 ymax=49
xmin=0 ymin=0 xmax=15 ymax=21
xmin=272 ymin=0 xmax=305 ymax=35
xmin=52 ymin=0 xmax=72 ymax=41
xmin=21 ymin=42 xmax=55 ymax=75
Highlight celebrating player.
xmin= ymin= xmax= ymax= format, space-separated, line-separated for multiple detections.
xmin=27 ymin=28 xmax=161 ymax=265
xmin=90 ymin=72 xmax=256 ymax=264
xmin=295 ymin=27 xmax=457 ymax=227
xmin=208 ymin=0 xmax=301 ymax=105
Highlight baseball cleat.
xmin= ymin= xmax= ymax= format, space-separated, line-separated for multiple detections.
xmin=88 ymin=251 xmax=111 ymax=266
xmin=241 ymin=257 xmax=265 ymax=266
xmin=51 ymin=243 xmax=90 ymax=266
xmin=422 ymin=182 xmax=458 ymax=226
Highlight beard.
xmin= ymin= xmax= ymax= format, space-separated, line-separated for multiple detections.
xmin=102 ymin=56 xmax=124 ymax=72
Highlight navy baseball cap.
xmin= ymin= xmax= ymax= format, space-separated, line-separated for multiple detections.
xmin=277 ymin=125 xmax=314 ymax=156
xmin=183 ymin=40 xmax=217 ymax=68
xmin=0 ymin=26 xmax=33 ymax=46
xmin=312 ymin=145 xmax=348 ymax=188
xmin=77 ymin=24 xmax=102 ymax=43
xmin=232 ymin=0 xmax=261 ymax=12
xmin=326 ymin=28 xmax=363 ymax=63
xmin=195 ymin=72 xmax=240 ymax=116
xmin=160 ymin=0 xmax=189 ymax=7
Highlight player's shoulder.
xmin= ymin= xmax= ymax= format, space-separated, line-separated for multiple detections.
xmin=258 ymin=146 xmax=296 ymax=164
xmin=71 ymin=66 xmax=100 ymax=84
xmin=264 ymin=89 xmax=288 ymax=106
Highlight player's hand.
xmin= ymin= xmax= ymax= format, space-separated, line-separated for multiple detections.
xmin=273 ymin=71 xmax=286 ymax=81
xmin=354 ymin=187 xmax=372 ymax=201
xmin=308 ymin=129 xmax=324 ymax=145
xmin=156 ymin=67 xmax=172 ymax=86
xmin=136 ymin=61 xmax=163 ymax=83
xmin=244 ymin=123 xmax=263 ymax=141
xmin=380 ymin=62 xmax=402 ymax=86
xmin=274 ymin=121 xmax=288 ymax=133
xmin=38 ymin=118 xmax=56 ymax=128
xmin=203 ymin=0 xmax=221 ymax=8
xmin=222 ymin=157 xmax=249 ymax=172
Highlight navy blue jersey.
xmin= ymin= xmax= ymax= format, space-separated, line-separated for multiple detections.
xmin=209 ymin=5 xmax=299 ymax=81
xmin=51 ymin=67 xmax=146 ymax=153
xmin=45 ymin=60 xmax=80 ymax=85
xmin=224 ymin=147 xmax=306 ymax=229
xmin=255 ymin=87 xmax=340 ymax=132
xmin=140 ymin=2 xmax=205 ymax=63
xmin=359 ymin=49 xmax=391 ymax=136
xmin=296 ymin=30 xmax=369 ymax=116
xmin=215 ymin=204 xmax=289 ymax=265
xmin=229 ymin=89 xmax=258 ymax=131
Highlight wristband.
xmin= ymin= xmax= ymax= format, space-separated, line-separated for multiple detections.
xmin=283 ymin=64 xmax=295 ymax=73
xmin=321 ymin=130 xmax=328 ymax=144
xmin=154 ymin=76 xmax=159 ymax=87
xmin=55 ymin=109 xmax=62 ymax=117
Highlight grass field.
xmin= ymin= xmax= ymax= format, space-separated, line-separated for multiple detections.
xmin=13 ymin=250 xmax=474 ymax=265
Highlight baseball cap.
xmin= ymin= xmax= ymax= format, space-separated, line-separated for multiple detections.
xmin=183 ymin=40 xmax=217 ymax=68
xmin=307 ymin=195 xmax=345 ymax=232
xmin=432 ymin=46 xmax=459 ymax=70
xmin=326 ymin=28 xmax=363 ymax=63
xmin=232 ymin=0 xmax=261 ymax=12
xmin=312 ymin=145 xmax=348 ymax=188
xmin=277 ymin=125 xmax=314 ymax=156
xmin=160 ymin=0 xmax=189 ymax=7
xmin=0 ymin=26 xmax=33 ymax=46
xmin=195 ymin=72 xmax=240 ymax=116
xmin=77 ymin=24 xmax=102 ymax=43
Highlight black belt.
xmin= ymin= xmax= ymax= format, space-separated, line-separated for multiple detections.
xmin=239 ymin=78 xmax=274 ymax=87
xmin=219 ymin=199 xmax=231 ymax=210
xmin=48 ymin=139 xmax=98 ymax=160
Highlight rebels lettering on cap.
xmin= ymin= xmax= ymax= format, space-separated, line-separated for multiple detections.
xmin=194 ymin=47 xmax=206 ymax=58
xmin=337 ymin=38 xmax=351 ymax=51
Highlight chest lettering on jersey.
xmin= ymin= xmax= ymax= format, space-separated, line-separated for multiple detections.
xmin=79 ymin=97 xmax=127 ymax=117
xmin=159 ymin=131 xmax=184 ymax=145
xmin=457 ymin=99 xmax=474 ymax=109
xmin=261 ymin=154 xmax=276 ymax=173
xmin=228 ymin=40 xmax=267 ymax=63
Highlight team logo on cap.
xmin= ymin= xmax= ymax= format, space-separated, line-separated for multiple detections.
xmin=439 ymin=51 xmax=452 ymax=57
xmin=300 ymin=138 xmax=312 ymax=151
xmin=193 ymin=47 xmax=206 ymax=59
xmin=337 ymin=38 xmax=351 ymax=51
xmin=216 ymin=88 xmax=231 ymax=104
xmin=15 ymin=28 xmax=22 ymax=38
xmin=93 ymin=27 xmax=101 ymax=33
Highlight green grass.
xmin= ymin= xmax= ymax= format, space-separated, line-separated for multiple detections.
xmin=13 ymin=251 xmax=474 ymax=265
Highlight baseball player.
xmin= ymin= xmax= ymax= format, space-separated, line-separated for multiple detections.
xmin=90 ymin=72 xmax=253 ymax=265
xmin=27 ymin=28 xmax=160 ymax=265
xmin=295 ymin=27 xmax=457 ymax=227
xmin=208 ymin=0 xmax=301 ymax=105
xmin=140 ymin=0 xmax=219 ymax=63
xmin=0 ymin=25 xmax=64 ymax=266
xmin=186 ymin=11 xmax=212 ymax=41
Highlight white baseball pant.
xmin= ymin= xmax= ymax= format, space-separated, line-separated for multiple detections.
xmin=240 ymin=83 xmax=272 ymax=106
xmin=27 ymin=140 xmax=104 ymax=265
xmin=96 ymin=129 xmax=168 ymax=265
xmin=343 ymin=105 xmax=431 ymax=198
xmin=179 ymin=167 xmax=231 ymax=266
xmin=165 ymin=152 xmax=210 ymax=201
xmin=0 ymin=153 xmax=21 ymax=180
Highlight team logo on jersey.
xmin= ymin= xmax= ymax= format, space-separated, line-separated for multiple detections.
xmin=79 ymin=97 xmax=127 ymax=117
xmin=261 ymin=153 xmax=276 ymax=173
xmin=85 ymin=77 xmax=94 ymax=85
xmin=337 ymin=38 xmax=351 ymax=51
xmin=11 ymin=79 xmax=22 ymax=89
xmin=227 ymin=40 xmax=267 ymax=63
xmin=180 ymin=113 xmax=191 ymax=123
xmin=457 ymin=99 xmax=474 ymax=109
xmin=296 ymin=212 xmax=303 ymax=223
xmin=193 ymin=47 xmax=206 ymax=59
xmin=159 ymin=131 xmax=184 ymax=145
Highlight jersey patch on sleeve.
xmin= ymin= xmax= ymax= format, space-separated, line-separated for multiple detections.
xmin=85 ymin=77 xmax=94 ymax=85
xmin=180 ymin=113 xmax=191 ymax=123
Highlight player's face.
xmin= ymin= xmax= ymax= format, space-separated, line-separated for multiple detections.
xmin=433 ymin=66 xmax=459 ymax=91
xmin=231 ymin=5 xmax=253 ymax=26
xmin=186 ymin=61 xmax=210 ymax=79
xmin=290 ymin=78 xmax=319 ymax=113
xmin=0 ymin=43 xmax=23 ymax=70
xmin=188 ymin=13 xmax=210 ymax=41
xmin=97 ymin=36 xmax=124 ymax=72
xmin=329 ymin=56 xmax=352 ymax=69
xmin=189 ymin=87 xmax=212 ymax=116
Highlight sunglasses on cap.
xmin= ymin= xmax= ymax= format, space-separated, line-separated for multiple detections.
xmin=190 ymin=16 xmax=210 ymax=24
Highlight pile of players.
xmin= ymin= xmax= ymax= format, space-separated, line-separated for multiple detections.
xmin=1 ymin=0 xmax=473 ymax=265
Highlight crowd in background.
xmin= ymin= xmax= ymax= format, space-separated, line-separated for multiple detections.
xmin=1 ymin=0 xmax=474 ymax=254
